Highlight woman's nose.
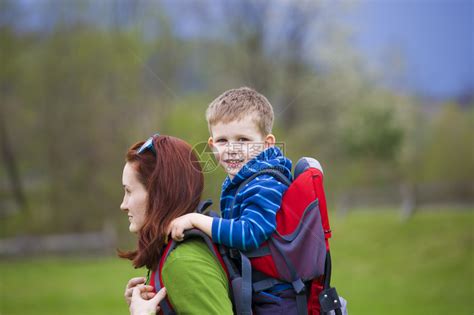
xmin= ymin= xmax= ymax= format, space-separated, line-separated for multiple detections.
xmin=120 ymin=199 xmax=127 ymax=212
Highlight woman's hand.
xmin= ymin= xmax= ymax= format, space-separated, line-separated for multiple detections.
xmin=124 ymin=277 xmax=155 ymax=306
xmin=130 ymin=286 xmax=166 ymax=315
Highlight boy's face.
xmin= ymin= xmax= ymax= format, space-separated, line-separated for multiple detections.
xmin=208 ymin=114 xmax=275 ymax=179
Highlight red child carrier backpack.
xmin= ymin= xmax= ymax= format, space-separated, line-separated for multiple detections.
xmin=229 ymin=157 xmax=346 ymax=315
xmin=152 ymin=157 xmax=346 ymax=315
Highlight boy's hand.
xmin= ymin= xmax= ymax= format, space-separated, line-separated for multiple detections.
xmin=166 ymin=213 xmax=213 ymax=242
xmin=129 ymin=286 xmax=166 ymax=315
xmin=168 ymin=213 xmax=195 ymax=242
xmin=124 ymin=277 xmax=155 ymax=306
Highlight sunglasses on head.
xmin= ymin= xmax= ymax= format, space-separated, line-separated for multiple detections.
xmin=137 ymin=133 xmax=160 ymax=155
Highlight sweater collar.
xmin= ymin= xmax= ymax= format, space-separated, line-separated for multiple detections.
xmin=221 ymin=146 xmax=292 ymax=191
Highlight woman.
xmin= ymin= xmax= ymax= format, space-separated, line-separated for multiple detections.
xmin=119 ymin=134 xmax=233 ymax=314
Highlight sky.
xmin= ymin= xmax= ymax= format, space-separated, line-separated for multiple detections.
xmin=346 ymin=0 xmax=473 ymax=99
xmin=6 ymin=0 xmax=473 ymax=100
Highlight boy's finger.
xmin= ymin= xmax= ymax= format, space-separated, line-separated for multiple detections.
xmin=172 ymin=227 xmax=180 ymax=241
xmin=177 ymin=227 xmax=185 ymax=241
xmin=175 ymin=227 xmax=183 ymax=240
xmin=132 ymin=287 xmax=142 ymax=299
xmin=142 ymin=285 xmax=155 ymax=292
xmin=170 ymin=219 xmax=178 ymax=233
xmin=138 ymin=285 xmax=155 ymax=300
xmin=166 ymin=221 xmax=173 ymax=235
xmin=173 ymin=227 xmax=184 ymax=242
xmin=134 ymin=285 xmax=152 ymax=300
xmin=127 ymin=277 xmax=146 ymax=289
xmin=135 ymin=284 xmax=154 ymax=292
xmin=146 ymin=292 xmax=156 ymax=299
xmin=124 ymin=288 xmax=133 ymax=301
xmin=140 ymin=291 xmax=155 ymax=300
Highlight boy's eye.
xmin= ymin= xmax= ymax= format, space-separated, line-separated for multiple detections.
xmin=216 ymin=139 xmax=227 ymax=143
xmin=238 ymin=138 xmax=250 ymax=142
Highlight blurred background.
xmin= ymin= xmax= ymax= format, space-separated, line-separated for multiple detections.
xmin=0 ymin=0 xmax=472 ymax=314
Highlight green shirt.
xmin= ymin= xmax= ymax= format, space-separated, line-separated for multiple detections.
xmin=161 ymin=239 xmax=233 ymax=315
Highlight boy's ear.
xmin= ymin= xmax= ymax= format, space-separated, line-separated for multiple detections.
xmin=208 ymin=137 xmax=219 ymax=158
xmin=207 ymin=137 xmax=214 ymax=148
xmin=265 ymin=134 xmax=276 ymax=147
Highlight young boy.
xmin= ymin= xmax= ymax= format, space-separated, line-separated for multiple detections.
xmin=168 ymin=87 xmax=292 ymax=252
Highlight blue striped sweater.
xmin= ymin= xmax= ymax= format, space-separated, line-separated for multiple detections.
xmin=211 ymin=146 xmax=292 ymax=251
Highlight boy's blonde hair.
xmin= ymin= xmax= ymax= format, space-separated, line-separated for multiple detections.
xmin=206 ymin=87 xmax=274 ymax=135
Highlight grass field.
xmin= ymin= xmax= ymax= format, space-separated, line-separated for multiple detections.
xmin=1 ymin=210 xmax=473 ymax=315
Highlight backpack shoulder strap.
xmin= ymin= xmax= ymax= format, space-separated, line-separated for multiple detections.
xmin=155 ymin=229 xmax=238 ymax=315
xmin=155 ymin=242 xmax=176 ymax=315
xmin=310 ymin=167 xmax=332 ymax=246
xmin=180 ymin=230 xmax=253 ymax=315
xmin=231 ymin=168 xmax=292 ymax=209
xmin=196 ymin=199 xmax=213 ymax=214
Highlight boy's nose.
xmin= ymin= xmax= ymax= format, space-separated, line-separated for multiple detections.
xmin=228 ymin=149 xmax=238 ymax=155
xmin=227 ymin=142 xmax=243 ymax=152
xmin=227 ymin=151 xmax=241 ymax=160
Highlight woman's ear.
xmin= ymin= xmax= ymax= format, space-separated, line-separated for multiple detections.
xmin=265 ymin=134 xmax=276 ymax=147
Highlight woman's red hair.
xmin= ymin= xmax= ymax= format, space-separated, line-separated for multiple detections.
xmin=118 ymin=135 xmax=204 ymax=270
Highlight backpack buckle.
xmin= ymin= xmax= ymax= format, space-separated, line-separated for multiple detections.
xmin=319 ymin=287 xmax=342 ymax=312
xmin=291 ymin=279 xmax=306 ymax=294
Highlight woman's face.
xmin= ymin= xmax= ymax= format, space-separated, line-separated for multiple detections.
xmin=120 ymin=162 xmax=148 ymax=233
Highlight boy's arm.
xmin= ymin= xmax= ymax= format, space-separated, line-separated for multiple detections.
xmin=169 ymin=176 xmax=288 ymax=248
xmin=212 ymin=175 xmax=289 ymax=251
xmin=168 ymin=213 xmax=213 ymax=241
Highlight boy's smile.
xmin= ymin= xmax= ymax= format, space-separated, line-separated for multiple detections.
xmin=208 ymin=114 xmax=275 ymax=179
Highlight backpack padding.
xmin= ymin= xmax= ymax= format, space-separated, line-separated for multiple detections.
xmin=294 ymin=157 xmax=324 ymax=179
